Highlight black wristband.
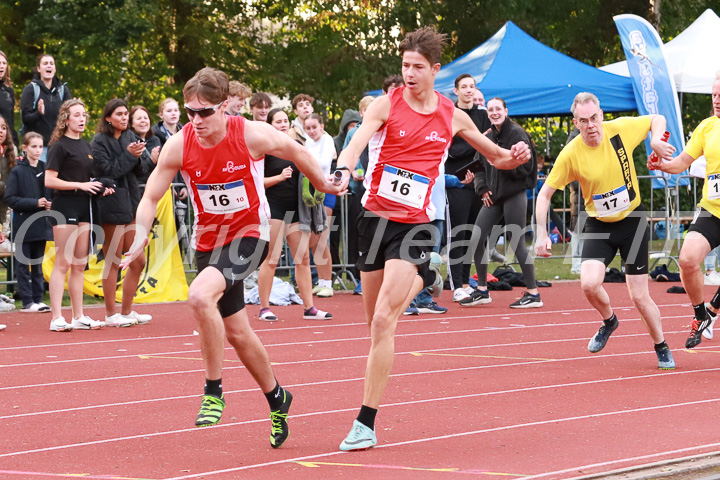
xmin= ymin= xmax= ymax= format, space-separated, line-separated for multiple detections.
xmin=335 ymin=166 xmax=350 ymax=172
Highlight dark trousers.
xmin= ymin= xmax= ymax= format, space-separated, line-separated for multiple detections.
xmin=16 ymin=240 xmax=46 ymax=306
xmin=446 ymin=187 xmax=482 ymax=289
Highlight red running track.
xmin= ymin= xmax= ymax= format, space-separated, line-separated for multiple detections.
xmin=2 ymin=281 xmax=720 ymax=480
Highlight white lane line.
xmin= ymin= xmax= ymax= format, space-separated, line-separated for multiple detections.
xmin=0 ymin=303 xmax=691 ymax=352
xmin=520 ymin=445 xmax=720 ymax=479
xmin=3 ymin=347 xmax=720 ymax=421
xmin=0 ymin=325 xmax=711 ymax=392
xmin=0 ymin=314 xmax=694 ymax=370
xmin=161 ymin=396 xmax=720 ymax=479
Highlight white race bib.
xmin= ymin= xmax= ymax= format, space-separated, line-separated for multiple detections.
xmin=592 ymin=185 xmax=631 ymax=217
xmin=197 ymin=180 xmax=250 ymax=214
xmin=377 ymin=165 xmax=430 ymax=210
xmin=708 ymin=173 xmax=720 ymax=200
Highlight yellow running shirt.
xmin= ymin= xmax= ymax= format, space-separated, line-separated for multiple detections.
xmin=546 ymin=116 xmax=651 ymax=222
xmin=685 ymin=116 xmax=720 ymax=218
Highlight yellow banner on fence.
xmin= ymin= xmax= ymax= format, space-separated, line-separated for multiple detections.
xmin=42 ymin=189 xmax=189 ymax=303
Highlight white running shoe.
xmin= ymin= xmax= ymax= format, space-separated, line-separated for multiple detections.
xmin=104 ymin=313 xmax=136 ymax=327
xmin=72 ymin=315 xmax=104 ymax=330
xmin=703 ymin=308 xmax=717 ymax=340
xmin=0 ymin=300 xmax=15 ymax=312
xmin=705 ymin=271 xmax=720 ymax=286
xmin=35 ymin=302 xmax=51 ymax=312
xmin=21 ymin=303 xmax=42 ymax=313
xmin=453 ymin=287 xmax=471 ymax=302
xmin=316 ymin=287 xmax=334 ymax=297
xmin=0 ymin=324 xmax=6 ymax=331
xmin=127 ymin=311 xmax=152 ymax=324
xmin=50 ymin=317 xmax=74 ymax=332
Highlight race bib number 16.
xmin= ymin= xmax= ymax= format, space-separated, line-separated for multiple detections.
xmin=377 ymin=165 xmax=430 ymax=210
xmin=197 ymin=180 xmax=250 ymax=214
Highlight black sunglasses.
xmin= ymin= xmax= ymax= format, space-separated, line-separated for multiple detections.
xmin=184 ymin=102 xmax=223 ymax=119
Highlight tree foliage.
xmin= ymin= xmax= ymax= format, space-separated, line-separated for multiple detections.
xmin=0 ymin=0 xmax=716 ymax=138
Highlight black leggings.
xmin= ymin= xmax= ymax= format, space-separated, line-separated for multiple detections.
xmin=446 ymin=187 xmax=482 ymax=289
xmin=470 ymin=190 xmax=537 ymax=289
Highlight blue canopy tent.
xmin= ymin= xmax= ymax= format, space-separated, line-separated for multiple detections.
xmin=370 ymin=21 xmax=638 ymax=115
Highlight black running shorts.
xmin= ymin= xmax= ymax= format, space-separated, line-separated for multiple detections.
xmin=582 ymin=206 xmax=650 ymax=275
xmin=195 ymin=236 xmax=268 ymax=317
xmin=50 ymin=195 xmax=92 ymax=226
xmin=355 ymin=208 xmax=435 ymax=288
xmin=687 ymin=207 xmax=720 ymax=250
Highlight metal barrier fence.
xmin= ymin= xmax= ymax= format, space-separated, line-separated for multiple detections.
xmin=0 ymin=176 xmax=705 ymax=290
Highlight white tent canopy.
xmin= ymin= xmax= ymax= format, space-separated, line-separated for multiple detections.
xmin=600 ymin=9 xmax=720 ymax=94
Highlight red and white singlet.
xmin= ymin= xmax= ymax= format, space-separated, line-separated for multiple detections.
xmin=181 ymin=115 xmax=270 ymax=252
xmin=362 ymin=86 xmax=454 ymax=223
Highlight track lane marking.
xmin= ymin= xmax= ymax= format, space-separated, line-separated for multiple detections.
xmin=0 ymin=314 xmax=696 ymax=369
xmin=0 ymin=303 xmax=692 ymax=352
xmin=3 ymin=364 xmax=720 ymax=457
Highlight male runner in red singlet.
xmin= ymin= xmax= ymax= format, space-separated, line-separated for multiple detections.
xmin=121 ymin=67 xmax=343 ymax=448
xmin=334 ymin=27 xmax=532 ymax=451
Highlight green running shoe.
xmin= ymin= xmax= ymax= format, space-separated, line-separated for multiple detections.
xmin=269 ymin=389 xmax=293 ymax=448
xmin=195 ymin=394 xmax=225 ymax=427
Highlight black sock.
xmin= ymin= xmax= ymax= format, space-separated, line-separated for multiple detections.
xmin=711 ymin=288 xmax=720 ymax=310
xmin=603 ymin=313 xmax=618 ymax=326
xmin=205 ymin=378 xmax=222 ymax=398
xmin=264 ymin=382 xmax=284 ymax=411
xmin=356 ymin=405 xmax=377 ymax=430
xmin=693 ymin=303 xmax=708 ymax=321
xmin=654 ymin=341 xmax=668 ymax=352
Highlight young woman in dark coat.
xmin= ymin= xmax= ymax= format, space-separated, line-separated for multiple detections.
xmin=0 ymin=51 xmax=18 ymax=145
xmin=5 ymin=132 xmax=52 ymax=312
xmin=91 ymin=98 xmax=151 ymax=327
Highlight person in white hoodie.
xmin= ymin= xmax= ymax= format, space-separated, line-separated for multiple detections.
xmin=304 ymin=113 xmax=336 ymax=297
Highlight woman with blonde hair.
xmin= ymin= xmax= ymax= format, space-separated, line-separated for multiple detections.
xmin=45 ymin=99 xmax=114 ymax=331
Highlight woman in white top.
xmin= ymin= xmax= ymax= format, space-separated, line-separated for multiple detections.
xmin=304 ymin=113 xmax=336 ymax=297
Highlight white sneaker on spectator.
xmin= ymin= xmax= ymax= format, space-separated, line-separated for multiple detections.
xmin=126 ymin=311 xmax=152 ymax=324
xmin=35 ymin=302 xmax=51 ymax=312
xmin=705 ymin=271 xmax=720 ymax=286
xmin=21 ymin=303 xmax=41 ymax=313
xmin=453 ymin=288 xmax=471 ymax=302
xmin=50 ymin=317 xmax=74 ymax=332
xmin=104 ymin=313 xmax=136 ymax=327
xmin=0 ymin=293 xmax=14 ymax=303
xmin=72 ymin=315 xmax=104 ymax=330
xmin=490 ymin=248 xmax=507 ymax=264
xmin=0 ymin=300 xmax=15 ymax=312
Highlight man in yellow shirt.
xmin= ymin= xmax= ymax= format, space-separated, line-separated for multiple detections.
xmin=535 ymin=92 xmax=676 ymax=369
xmin=648 ymin=74 xmax=720 ymax=348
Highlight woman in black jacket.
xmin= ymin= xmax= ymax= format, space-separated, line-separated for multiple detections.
xmin=20 ymin=54 xmax=71 ymax=161
xmin=91 ymin=98 xmax=151 ymax=327
xmin=462 ymin=97 xmax=542 ymax=309
xmin=0 ymin=51 xmax=18 ymax=146
xmin=5 ymin=132 xmax=52 ymax=312
xmin=129 ymin=105 xmax=161 ymax=184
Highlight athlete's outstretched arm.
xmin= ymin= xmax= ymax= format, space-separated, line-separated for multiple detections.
xmin=452 ymin=108 xmax=531 ymax=169
xmin=245 ymin=121 xmax=344 ymax=195
xmin=334 ymin=96 xmax=391 ymax=188
xmin=533 ymin=183 xmax=557 ymax=258
xmin=120 ymin=133 xmax=183 ymax=269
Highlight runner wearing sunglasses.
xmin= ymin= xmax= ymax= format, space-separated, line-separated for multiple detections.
xmin=122 ymin=67 xmax=344 ymax=448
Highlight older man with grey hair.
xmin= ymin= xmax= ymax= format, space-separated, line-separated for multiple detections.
xmin=534 ymin=92 xmax=676 ymax=370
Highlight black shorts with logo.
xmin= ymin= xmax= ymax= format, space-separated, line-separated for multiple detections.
xmin=687 ymin=207 xmax=720 ymax=250
xmin=50 ymin=195 xmax=92 ymax=226
xmin=355 ymin=208 xmax=435 ymax=288
xmin=195 ymin=236 xmax=268 ymax=317
xmin=581 ymin=206 xmax=650 ymax=275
